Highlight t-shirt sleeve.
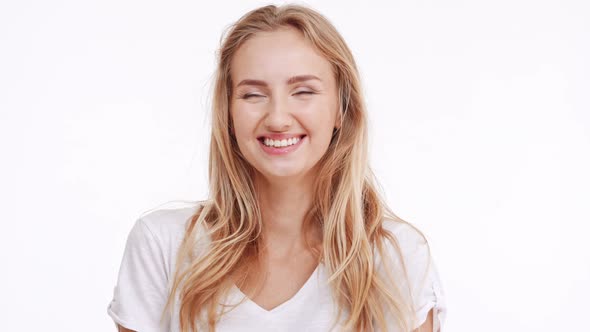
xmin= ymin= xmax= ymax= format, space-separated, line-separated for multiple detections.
xmin=409 ymin=241 xmax=446 ymax=331
xmin=384 ymin=221 xmax=447 ymax=331
xmin=107 ymin=218 xmax=171 ymax=332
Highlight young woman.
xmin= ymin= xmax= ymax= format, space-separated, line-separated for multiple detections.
xmin=107 ymin=4 xmax=446 ymax=332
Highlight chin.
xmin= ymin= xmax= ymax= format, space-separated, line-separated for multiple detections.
xmin=257 ymin=165 xmax=310 ymax=181
xmin=263 ymin=169 xmax=302 ymax=179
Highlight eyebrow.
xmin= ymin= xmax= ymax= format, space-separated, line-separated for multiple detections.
xmin=236 ymin=75 xmax=322 ymax=88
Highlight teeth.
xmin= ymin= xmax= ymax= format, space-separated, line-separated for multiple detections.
xmin=262 ymin=136 xmax=301 ymax=148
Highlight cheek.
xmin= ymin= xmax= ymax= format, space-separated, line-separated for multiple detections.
xmin=231 ymin=106 xmax=255 ymax=136
xmin=301 ymin=100 xmax=338 ymax=135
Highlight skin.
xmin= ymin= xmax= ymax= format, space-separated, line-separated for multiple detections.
xmin=117 ymin=26 xmax=435 ymax=332
xmin=228 ymin=26 xmax=338 ymax=311
xmin=229 ymin=26 xmax=339 ymax=258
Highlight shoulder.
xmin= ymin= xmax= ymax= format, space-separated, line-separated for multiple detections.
xmin=381 ymin=217 xmax=428 ymax=245
xmin=379 ymin=218 xmax=431 ymax=267
xmin=138 ymin=201 xmax=200 ymax=234
xmin=119 ymin=200 xmax=211 ymax=275
xmin=135 ymin=200 xmax=205 ymax=247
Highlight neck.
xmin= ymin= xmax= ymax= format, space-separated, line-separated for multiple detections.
xmin=255 ymin=172 xmax=320 ymax=258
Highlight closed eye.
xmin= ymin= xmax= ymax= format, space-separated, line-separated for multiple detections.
xmin=295 ymin=91 xmax=315 ymax=96
xmin=242 ymin=91 xmax=314 ymax=99
xmin=242 ymin=93 xmax=265 ymax=99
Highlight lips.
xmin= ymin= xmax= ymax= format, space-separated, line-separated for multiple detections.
xmin=256 ymin=134 xmax=306 ymax=142
xmin=258 ymin=134 xmax=305 ymax=155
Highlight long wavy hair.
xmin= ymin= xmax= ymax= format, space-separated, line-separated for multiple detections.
xmin=163 ymin=4 xmax=431 ymax=331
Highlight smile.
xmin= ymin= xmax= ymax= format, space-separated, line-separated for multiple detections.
xmin=257 ymin=135 xmax=306 ymax=155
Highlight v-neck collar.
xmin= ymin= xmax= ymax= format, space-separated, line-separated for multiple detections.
xmin=229 ymin=263 xmax=322 ymax=317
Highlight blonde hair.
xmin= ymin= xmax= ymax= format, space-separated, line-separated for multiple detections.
xmin=163 ymin=4 xmax=431 ymax=331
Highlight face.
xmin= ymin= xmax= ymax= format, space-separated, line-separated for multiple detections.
xmin=229 ymin=27 xmax=340 ymax=183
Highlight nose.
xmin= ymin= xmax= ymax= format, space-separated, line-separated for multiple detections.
xmin=263 ymin=95 xmax=292 ymax=131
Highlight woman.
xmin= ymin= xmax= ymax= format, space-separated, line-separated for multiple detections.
xmin=108 ymin=4 xmax=446 ymax=332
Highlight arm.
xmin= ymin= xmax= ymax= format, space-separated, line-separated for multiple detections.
xmin=117 ymin=324 xmax=136 ymax=332
xmin=413 ymin=308 xmax=435 ymax=332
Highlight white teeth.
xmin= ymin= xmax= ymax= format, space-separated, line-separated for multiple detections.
xmin=262 ymin=136 xmax=301 ymax=148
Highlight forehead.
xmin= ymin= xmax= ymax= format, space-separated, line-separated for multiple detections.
xmin=230 ymin=27 xmax=334 ymax=87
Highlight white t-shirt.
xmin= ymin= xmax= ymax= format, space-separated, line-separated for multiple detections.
xmin=107 ymin=203 xmax=446 ymax=331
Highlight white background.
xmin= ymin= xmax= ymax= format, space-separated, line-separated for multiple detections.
xmin=1 ymin=0 xmax=588 ymax=331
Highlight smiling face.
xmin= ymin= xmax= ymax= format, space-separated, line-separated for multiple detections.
xmin=229 ymin=27 xmax=340 ymax=183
